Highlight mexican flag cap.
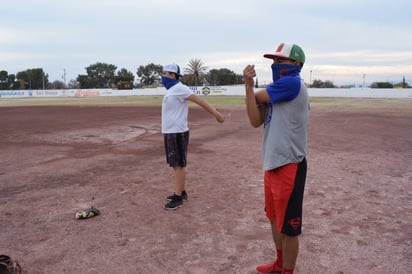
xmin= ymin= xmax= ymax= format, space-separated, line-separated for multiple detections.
xmin=264 ymin=43 xmax=305 ymax=64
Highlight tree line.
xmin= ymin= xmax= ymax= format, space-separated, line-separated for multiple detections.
xmin=0 ymin=58 xmax=244 ymax=90
xmin=310 ymin=78 xmax=410 ymax=89
xmin=3 ymin=61 xmax=408 ymax=90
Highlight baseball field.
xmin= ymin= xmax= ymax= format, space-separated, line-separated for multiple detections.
xmin=0 ymin=96 xmax=411 ymax=273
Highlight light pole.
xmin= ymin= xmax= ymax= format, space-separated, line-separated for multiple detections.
xmin=362 ymin=74 xmax=366 ymax=89
xmin=310 ymin=70 xmax=312 ymax=88
xmin=63 ymin=69 xmax=67 ymax=87
xmin=29 ymin=69 xmax=32 ymax=89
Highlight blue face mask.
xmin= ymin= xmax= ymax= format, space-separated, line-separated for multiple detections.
xmin=161 ymin=75 xmax=179 ymax=89
xmin=271 ymin=64 xmax=301 ymax=82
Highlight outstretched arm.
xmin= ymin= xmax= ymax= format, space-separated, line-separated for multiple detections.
xmin=243 ymin=65 xmax=271 ymax=128
xmin=187 ymin=94 xmax=225 ymax=123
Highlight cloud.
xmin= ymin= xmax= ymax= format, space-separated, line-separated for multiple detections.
xmin=1 ymin=0 xmax=412 ymax=85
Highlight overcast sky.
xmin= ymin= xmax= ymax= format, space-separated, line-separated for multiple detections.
xmin=1 ymin=0 xmax=411 ymax=86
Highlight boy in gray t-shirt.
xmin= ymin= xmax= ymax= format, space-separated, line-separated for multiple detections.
xmin=243 ymin=43 xmax=309 ymax=274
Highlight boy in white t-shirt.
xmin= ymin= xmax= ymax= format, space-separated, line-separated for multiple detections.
xmin=161 ymin=63 xmax=225 ymax=210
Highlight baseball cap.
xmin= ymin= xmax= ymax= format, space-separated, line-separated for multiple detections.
xmin=264 ymin=43 xmax=305 ymax=65
xmin=163 ymin=63 xmax=183 ymax=77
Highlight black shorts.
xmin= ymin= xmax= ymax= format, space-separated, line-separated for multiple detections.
xmin=163 ymin=131 xmax=189 ymax=167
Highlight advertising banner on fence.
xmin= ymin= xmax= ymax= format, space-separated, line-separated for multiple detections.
xmin=1 ymin=86 xmax=411 ymax=99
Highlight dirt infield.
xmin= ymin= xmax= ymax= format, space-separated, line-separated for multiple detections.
xmin=0 ymin=98 xmax=411 ymax=273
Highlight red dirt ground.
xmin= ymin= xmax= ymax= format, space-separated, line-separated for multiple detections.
xmin=0 ymin=102 xmax=411 ymax=273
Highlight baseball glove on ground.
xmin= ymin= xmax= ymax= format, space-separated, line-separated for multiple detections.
xmin=75 ymin=206 xmax=100 ymax=220
xmin=0 ymin=255 xmax=22 ymax=274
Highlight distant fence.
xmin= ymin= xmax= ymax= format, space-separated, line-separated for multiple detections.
xmin=0 ymin=86 xmax=230 ymax=99
xmin=1 ymin=86 xmax=411 ymax=99
xmin=0 ymin=89 xmax=139 ymax=99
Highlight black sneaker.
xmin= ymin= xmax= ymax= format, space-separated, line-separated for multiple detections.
xmin=164 ymin=196 xmax=184 ymax=210
xmin=166 ymin=190 xmax=188 ymax=202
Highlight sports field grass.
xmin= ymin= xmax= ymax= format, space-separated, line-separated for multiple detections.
xmin=1 ymin=96 xmax=411 ymax=114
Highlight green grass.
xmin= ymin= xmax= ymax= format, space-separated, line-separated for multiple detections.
xmin=309 ymin=97 xmax=412 ymax=113
xmin=0 ymin=96 xmax=163 ymax=107
xmin=1 ymin=95 xmax=411 ymax=114
xmin=0 ymin=95 xmax=245 ymax=107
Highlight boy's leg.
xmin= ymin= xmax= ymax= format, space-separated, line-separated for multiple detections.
xmin=282 ymin=235 xmax=299 ymax=270
xmin=270 ymin=219 xmax=299 ymax=269
xmin=270 ymin=219 xmax=283 ymax=252
xmin=174 ymin=166 xmax=186 ymax=196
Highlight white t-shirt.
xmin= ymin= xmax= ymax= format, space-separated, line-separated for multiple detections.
xmin=161 ymin=82 xmax=193 ymax=134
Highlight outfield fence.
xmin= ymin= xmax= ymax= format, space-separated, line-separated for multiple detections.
xmin=1 ymin=85 xmax=411 ymax=99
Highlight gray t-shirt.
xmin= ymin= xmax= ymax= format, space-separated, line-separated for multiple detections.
xmin=262 ymin=78 xmax=309 ymax=170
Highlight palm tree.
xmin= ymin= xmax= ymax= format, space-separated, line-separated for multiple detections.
xmin=184 ymin=58 xmax=208 ymax=86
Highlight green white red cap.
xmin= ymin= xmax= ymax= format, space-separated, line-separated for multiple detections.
xmin=264 ymin=43 xmax=305 ymax=64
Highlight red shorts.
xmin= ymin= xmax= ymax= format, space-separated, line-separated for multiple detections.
xmin=264 ymin=158 xmax=307 ymax=236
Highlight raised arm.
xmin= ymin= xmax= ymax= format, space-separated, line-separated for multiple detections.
xmin=187 ymin=94 xmax=225 ymax=123
xmin=243 ymin=65 xmax=271 ymax=128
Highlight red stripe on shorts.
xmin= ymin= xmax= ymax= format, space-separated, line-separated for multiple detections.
xmin=264 ymin=163 xmax=298 ymax=232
